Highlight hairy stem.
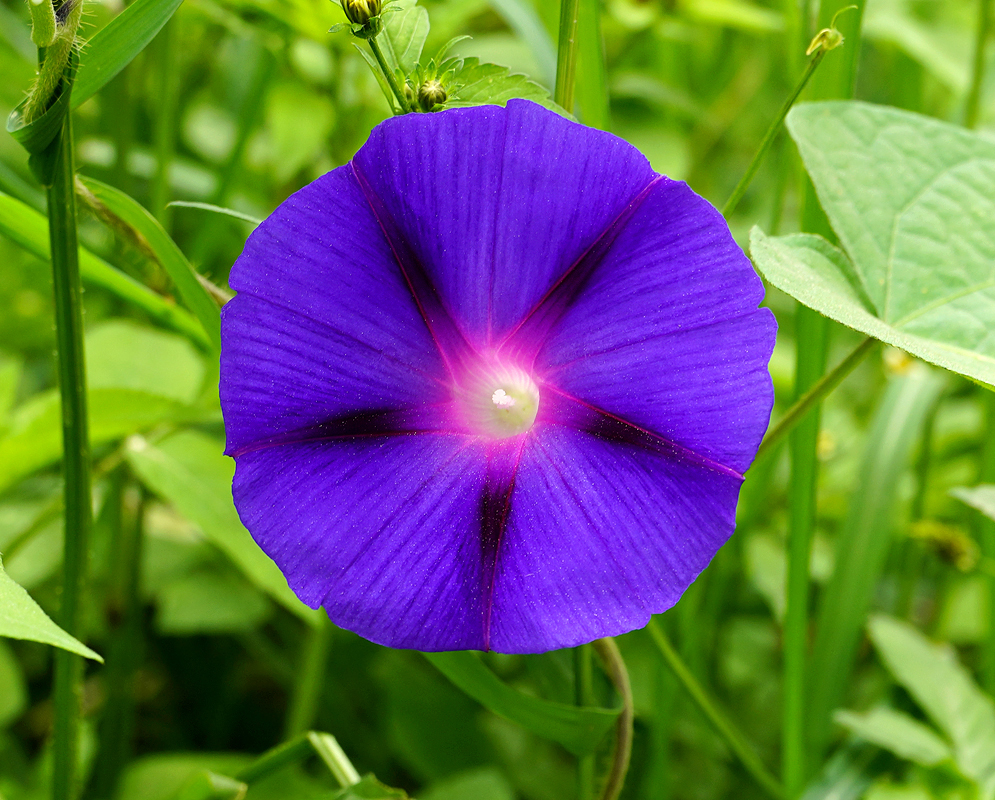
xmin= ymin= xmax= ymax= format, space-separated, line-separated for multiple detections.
xmin=554 ymin=0 xmax=581 ymax=111
xmin=647 ymin=620 xmax=784 ymax=800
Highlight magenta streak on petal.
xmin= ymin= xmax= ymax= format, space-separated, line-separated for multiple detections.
xmin=228 ymin=404 xmax=466 ymax=458
xmin=539 ymin=383 xmax=745 ymax=482
xmin=480 ymin=438 xmax=526 ymax=651
xmin=497 ymin=175 xmax=664 ymax=364
xmin=350 ymin=160 xmax=478 ymax=379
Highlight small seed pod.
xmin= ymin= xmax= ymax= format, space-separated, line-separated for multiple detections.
xmin=417 ymin=79 xmax=447 ymax=112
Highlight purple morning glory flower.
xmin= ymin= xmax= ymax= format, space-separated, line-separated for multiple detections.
xmin=220 ymin=99 xmax=775 ymax=654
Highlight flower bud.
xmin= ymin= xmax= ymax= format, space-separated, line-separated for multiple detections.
xmin=341 ymin=0 xmax=380 ymax=25
xmin=417 ymin=79 xmax=447 ymax=112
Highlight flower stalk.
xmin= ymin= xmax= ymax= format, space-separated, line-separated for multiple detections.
xmin=574 ymin=643 xmax=595 ymax=800
xmin=368 ymin=35 xmax=414 ymax=113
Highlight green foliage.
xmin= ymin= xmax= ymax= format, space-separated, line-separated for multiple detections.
xmin=0 ymin=556 xmax=102 ymax=660
xmin=751 ymin=101 xmax=995 ymax=387
xmin=426 ymin=651 xmax=620 ymax=756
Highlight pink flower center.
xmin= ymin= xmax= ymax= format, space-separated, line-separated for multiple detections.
xmin=456 ymin=357 xmax=540 ymax=438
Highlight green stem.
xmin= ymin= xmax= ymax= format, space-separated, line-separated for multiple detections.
xmin=722 ymin=50 xmax=825 ymax=219
xmin=368 ymin=36 xmax=411 ymax=113
xmin=592 ymin=639 xmax=633 ymax=800
xmin=90 ymin=480 xmax=146 ymax=800
xmin=757 ymin=337 xmax=874 ymax=460
xmin=574 ymin=644 xmax=595 ymax=800
xmin=235 ymin=732 xmax=360 ymax=787
xmin=575 ymin=0 xmax=609 ymax=129
xmin=283 ymin=615 xmax=333 ymax=739
xmin=981 ymin=391 xmax=995 ymax=695
xmin=647 ymin=620 xmax=784 ymax=800
xmin=782 ymin=306 xmax=829 ymax=798
xmin=554 ymin=0 xmax=581 ymax=110
xmin=48 ymin=110 xmax=92 ymax=800
xmin=965 ymin=0 xmax=992 ymax=129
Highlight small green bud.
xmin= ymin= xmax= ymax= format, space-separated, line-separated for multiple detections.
xmin=340 ymin=0 xmax=380 ymax=25
xmin=417 ymin=79 xmax=447 ymax=112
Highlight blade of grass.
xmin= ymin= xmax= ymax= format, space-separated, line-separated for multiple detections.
xmin=71 ymin=0 xmax=184 ymax=109
xmin=0 ymin=191 xmax=209 ymax=348
xmin=806 ymin=366 xmax=945 ymax=762
xmin=575 ymin=0 xmax=609 ymax=129
xmin=647 ymin=619 xmax=784 ymax=800
xmin=80 ymin=177 xmax=222 ymax=353
xmin=554 ymin=0 xmax=581 ymax=111
xmin=965 ymin=0 xmax=992 ymax=129
xmin=489 ymin=0 xmax=556 ymax=90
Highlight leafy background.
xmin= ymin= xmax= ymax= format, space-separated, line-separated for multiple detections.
xmin=0 ymin=0 xmax=994 ymax=799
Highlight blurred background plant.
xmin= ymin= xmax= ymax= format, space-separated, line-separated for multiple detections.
xmin=0 ymin=0 xmax=993 ymax=799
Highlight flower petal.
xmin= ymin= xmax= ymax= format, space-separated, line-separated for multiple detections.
xmin=221 ymin=167 xmax=449 ymax=454
xmin=487 ymin=424 xmax=742 ymax=653
xmin=528 ymin=179 xmax=776 ymax=473
xmin=350 ymin=99 xmax=657 ymax=347
xmin=232 ymin=434 xmax=494 ymax=651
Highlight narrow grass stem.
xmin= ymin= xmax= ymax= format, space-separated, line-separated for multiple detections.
xmin=284 ymin=616 xmax=333 ymax=739
xmin=368 ymin=36 xmax=412 ymax=113
xmin=554 ymin=0 xmax=581 ymax=111
xmin=574 ymin=643 xmax=595 ymax=800
xmin=152 ymin=17 xmax=179 ymax=229
xmin=965 ymin=0 xmax=992 ymax=129
xmin=48 ymin=110 xmax=93 ymax=800
xmin=981 ymin=391 xmax=995 ymax=695
xmin=647 ymin=620 xmax=784 ymax=800
xmin=757 ymin=337 xmax=874 ymax=460
xmin=722 ymin=50 xmax=825 ymax=219
xmin=782 ymin=306 xmax=829 ymax=798
xmin=592 ymin=639 xmax=633 ymax=800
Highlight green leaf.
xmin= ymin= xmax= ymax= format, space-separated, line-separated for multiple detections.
xmin=124 ymin=430 xmax=320 ymax=625
xmin=72 ymin=0 xmax=185 ymax=109
xmin=834 ymin=707 xmax=953 ymax=767
xmin=442 ymin=58 xmax=563 ymax=114
xmin=801 ymin=744 xmax=888 ymax=800
xmin=421 ymin=768 xmax=514 ymax=800
xmin=0 ymin=389 xmax=199 ymax=495
xmin=868 ymin=615 xmax=995 ymax=796
xmin=172 ymin=771 xmax=247 ymax=800
xmin=807 ymin=366 xmax=946 ymax=758
xmin=118 ymin=755 xmax=252 ymax=800
xmin=750 ymin=230 xmax=995 ymax=388
xmin=156 ymin=568 xmax=272 ymax=635
xmin=380 ymin=0 xmax=430 ymax=75
xmin=0 ymin=556 xmax=102 ymax=661
xmin=81 ymin=178 xmax=222 ymax=353
xmin=424 ymin=651 xmax=619 ymax=756
xmin=332 ymin=775 xmax=408 ymax=799
xmin=86 ymin=320 xmax=206 ymax=404
xmin=950 ymin=484 xmax=995 ymax=522
xmin=0 ymin=190 xmax=209 ymax=349
xmin=754 ymin=101 xmax=995 ymax=387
